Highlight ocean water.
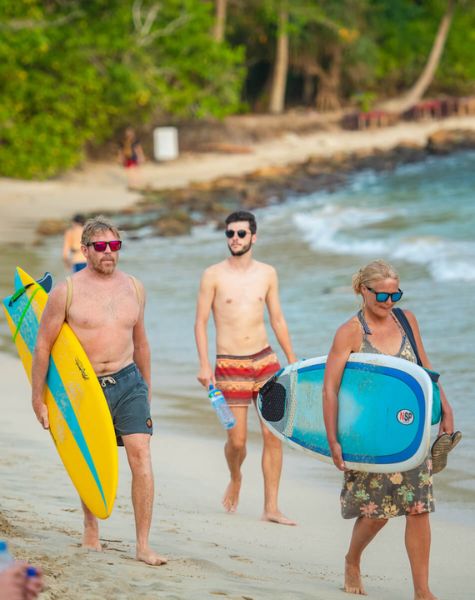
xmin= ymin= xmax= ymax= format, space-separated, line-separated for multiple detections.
xmin=1 ymin=150 xmax=474 ymax=517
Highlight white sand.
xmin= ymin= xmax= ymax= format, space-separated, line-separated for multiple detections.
xmin=1 ymin=352 xmax=474 ymax=599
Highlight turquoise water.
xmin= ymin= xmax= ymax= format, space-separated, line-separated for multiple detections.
xmin=1 ymin=150 xmax=474 ymax=513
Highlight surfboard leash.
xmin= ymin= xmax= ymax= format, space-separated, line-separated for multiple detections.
xmin=8 ymin=283 xmax=33 ymax=306
xmin=12 ymin=287 xmax=40 ymax=342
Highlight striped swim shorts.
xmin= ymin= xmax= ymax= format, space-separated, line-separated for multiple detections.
xmin=215 ymin=346 xmax=281 ymax=407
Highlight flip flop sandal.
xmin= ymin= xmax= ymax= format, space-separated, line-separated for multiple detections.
xmin=450 ymin=430 xmax=462 ymax=451
xmin=431 ymin=433 xmax=452 ymax=474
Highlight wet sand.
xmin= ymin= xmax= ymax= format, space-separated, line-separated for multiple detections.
xmin=1 ymin=352 xmax=474 ymax=599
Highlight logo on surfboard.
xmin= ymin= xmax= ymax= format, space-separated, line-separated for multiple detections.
xmin=397 ymin=409 xmax=414 ymax=425
xmin=75 ymin=358 xmax=90 ymax=380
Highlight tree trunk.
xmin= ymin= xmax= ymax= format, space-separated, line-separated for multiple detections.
xmin=303 ymin=73 xmax=315 ymax=106
xmin=315 ymin=46 xmax=342 ymax=112
xmin=377 ymin=0 xmax=455 ymax=114
xmin=269 ymin=5 xmax=289 ymax=114
xmin=213 ymin=0 xmax=227 ymax=43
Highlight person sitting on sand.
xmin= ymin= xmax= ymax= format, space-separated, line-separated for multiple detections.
xmin=118 ymin=127 xmax=145 ymax=189
xmin=323 ymin=259 xmax=457 ymax=599
xmin=32 ymin=216 xmax=166 ymax=566
xmin=195 ymin=210 xmax=297 ymax=525
xmin=62 ymin=213 xmax=87 ymax=273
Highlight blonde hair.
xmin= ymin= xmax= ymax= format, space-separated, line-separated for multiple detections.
xmin=352 ymin=259 xmax=399 ymax=296
xmin=81 ymin=215 xmax=121 ymax=246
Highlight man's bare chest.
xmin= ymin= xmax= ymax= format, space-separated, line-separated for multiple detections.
xmin=69 ymin=288 xmax=139 ymax=330
xmin=215 ymin=282 xmax=267 ymax=308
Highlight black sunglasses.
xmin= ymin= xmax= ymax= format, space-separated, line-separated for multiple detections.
xmin=366 ymin=286 xmax=403 ymax=303
xmin=225 ymin=229 xmax=250 ymax=239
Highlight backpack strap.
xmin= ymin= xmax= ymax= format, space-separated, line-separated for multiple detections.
xmin=65 ymin=276 xmax=73 ymax=321
xmin=129 ymin=275 xmax=143 ymax=307
xmin=392 ymin=307 xmax=422 ymax=366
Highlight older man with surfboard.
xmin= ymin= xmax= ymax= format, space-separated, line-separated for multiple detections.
xmin=195 ymin=210 xmax=297 ymax=525
xmin=31 ymin=216 xmax=166 ymax=566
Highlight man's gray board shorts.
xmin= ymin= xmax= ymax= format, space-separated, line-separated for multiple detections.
xmin=98 ymin=363 xmax=153 ymax=446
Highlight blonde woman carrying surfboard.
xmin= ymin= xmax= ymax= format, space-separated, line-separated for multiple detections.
xmin=323 ymin=259 xmax=458 ymax=599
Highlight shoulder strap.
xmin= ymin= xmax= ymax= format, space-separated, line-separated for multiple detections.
xmin=392 ymin=308 xmax=422 ymax=366
xmin=65 ymin=276 xmax=72 ymax=321
xmin=356 ymin=309 xmax=372 ymax=335
xmin=129 ymin=275 xmax=143 ymax=307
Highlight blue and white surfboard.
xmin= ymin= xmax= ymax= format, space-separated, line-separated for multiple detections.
xmin=257 ymin=353 xmax=432 ymax=472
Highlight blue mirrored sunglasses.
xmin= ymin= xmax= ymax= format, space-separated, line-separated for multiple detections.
xmin=366 ymin=286 xmax=403 ymax=303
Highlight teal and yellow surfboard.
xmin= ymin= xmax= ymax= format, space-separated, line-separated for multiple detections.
xmin=2 ymin=267 xmax=118 ymax=518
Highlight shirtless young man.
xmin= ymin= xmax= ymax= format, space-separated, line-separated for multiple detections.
xmin=31 ymin=216 xmax=166 ymax=566
xmin=195 ymin=211 xmax=297 ymax=525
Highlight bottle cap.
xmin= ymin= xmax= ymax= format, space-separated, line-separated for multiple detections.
xmin=208 ymin=384 xmax=214 ymax=390
xmin=27 ymin=566 xmax=38 ymax=577
xmin=0 ymin=541 xmax=7 ymax=552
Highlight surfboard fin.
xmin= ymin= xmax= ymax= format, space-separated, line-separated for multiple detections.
xmin=38 ymin=272 xmax=53 ymax=293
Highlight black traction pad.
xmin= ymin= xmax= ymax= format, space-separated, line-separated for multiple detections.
xmin=259 ymin=377 xmax=287 ymax=422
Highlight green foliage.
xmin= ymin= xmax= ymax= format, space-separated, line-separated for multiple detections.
xmin=367 ymin=0 xmax=475 ymax=96
xmin=436 ymin=4 xmax=475 ymax=94
xmin=0 ymin=0 xmax=244 ymax=179
xmin=1 ymin=0 xmax=474 ymax=179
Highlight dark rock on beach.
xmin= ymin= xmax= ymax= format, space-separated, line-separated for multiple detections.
xmin=36 ymin=129 xmax=475 ymax=239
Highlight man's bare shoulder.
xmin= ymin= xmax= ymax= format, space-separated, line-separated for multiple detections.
xmin=121 ymin=270 xmax=144 ymax=284
xmin=121 ymin=271 xmax=146 ymax=299
xmin=42 ymin=281 xmax=67 ymax=315
xmin=201 ymin=261 xmax=228 ymax=278
xmin=48 ymin=280 xmax=67 ymax=301
xmin=253 ymin=260 xmax=277 ymax=275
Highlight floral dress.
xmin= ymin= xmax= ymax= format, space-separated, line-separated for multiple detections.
xmin=340 ymin=310 xmax=434 ymax=520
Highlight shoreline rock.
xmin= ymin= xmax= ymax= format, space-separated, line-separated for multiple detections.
xmin=36 ymin=128 xmax=475 ymax=238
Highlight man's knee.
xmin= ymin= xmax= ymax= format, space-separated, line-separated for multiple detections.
xmin=226 ymin=435 xmax=246 ymax=454
xmin=124 ymin=435 xmax=152 ymax=466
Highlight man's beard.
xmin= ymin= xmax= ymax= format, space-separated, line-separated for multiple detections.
xmin=228 ymin=241 xmax=252 ymax=256
xmin=91 ymin=256 xmax=117 ymax=274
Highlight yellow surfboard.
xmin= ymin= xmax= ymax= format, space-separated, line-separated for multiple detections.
xmin=2 ymin=267 xmax=118 ymax=519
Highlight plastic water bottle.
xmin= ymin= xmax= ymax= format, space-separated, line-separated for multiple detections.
xmin=0 ymin=540 xmax=38 ymax=578
xmin=208 ymin=385 xmax=236 ymax=429
xmin=0 ymin=540 xmax=14 ymax=572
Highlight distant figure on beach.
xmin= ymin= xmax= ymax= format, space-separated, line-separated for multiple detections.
xmin=0 ymin=561 xmax=43 ymax=600
xmin=32 ymin=216 xmax=166 ymax=566
xmin=195 ymin=210 xmax=297 ymax=525
xmin=118 ymin=127 xmax=145 ymax=189
xmin=323 ymin=259 xmax=456 ymax=599
xmin=62 ymin=213 xmax=86 ymax=273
